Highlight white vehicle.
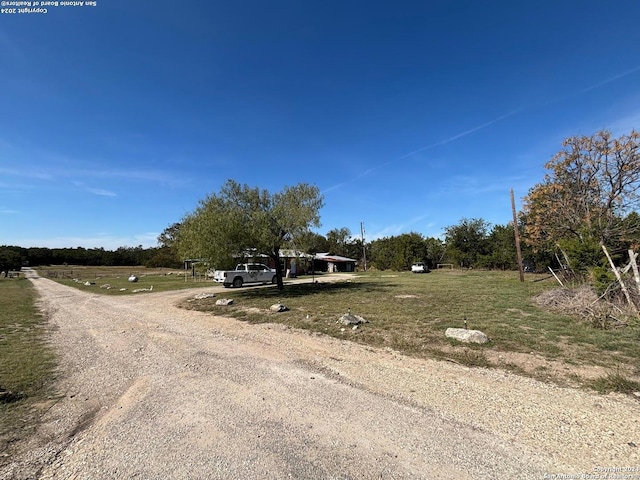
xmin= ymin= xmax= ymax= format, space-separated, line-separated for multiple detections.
xmin=213 ymin=263 xmax=277 ymax=288
xmin=411 ymin=263 xmax=428 ymax=273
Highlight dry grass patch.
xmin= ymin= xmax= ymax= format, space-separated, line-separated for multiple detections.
xmin=534 ymin=285 xmax=637 ymax=329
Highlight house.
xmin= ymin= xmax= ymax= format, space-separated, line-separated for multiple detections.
xmin=313 ymin=252 xmax=357 ymax=273
xmin=273 ymin=249 xmax=311 ymax=277
xmin=238 ymin=249 xmax=357 ymax=275
xmin=243 ymin=249 xmax=309 ymax=277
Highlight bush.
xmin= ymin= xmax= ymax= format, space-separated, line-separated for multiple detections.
xmin=557 ymin=237 xmax=604 ymax=274
xmin=589 ymin=266 xmax=616 ymax=295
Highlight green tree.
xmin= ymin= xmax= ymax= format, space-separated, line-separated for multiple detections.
xmin=0 ymin=246 xmax=23 ymax=272
xmin=480 ymin=224 xmax=516 ymax=270
xmin=368 ymin=232 xmax=430 ymax=271
xmin=292 ymin=231 xmax=329 ymax=255
xmin=444 ymin=218 xmax=490 ymax=268
xmin=394 ymin=232 xmax=429 ymax=270
xmin=424 ymin=237 xmax=446 ymax=268
xmin=369 ymin=236 xmax=394 ymax=270
xmin=343 ymin=238 xmax=368 ymax=265
xmin=150 ymin=222 xmax=182 ymax=267
xmin=177 ymin=180 xmax=324 ymax=290
xmin=158 ymin=222 xmax=181 ymax=250
xmin=145 ymin=247 xmax=183 ymax=268
xmin=326 ymin=227 xmax=352 ymax=256
xmin=619 ymin=211 xmax=640 ymax=250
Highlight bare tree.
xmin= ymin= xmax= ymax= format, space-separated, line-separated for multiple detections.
xmin=523 ymin=130 xmax=640 ymax=251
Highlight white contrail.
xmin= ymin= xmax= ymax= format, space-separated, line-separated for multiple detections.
xmin=321 ymin=109 xmax=521 ymax=194
xmin=396 ymin=108 xmax=523 ymax=162
xmin=322 ymin=64 xmax=640 ymax=195
xmin=539 ymin=64 xmax=640 ymax=108
xmin=576 ymin=65 xmax=640 ymax=96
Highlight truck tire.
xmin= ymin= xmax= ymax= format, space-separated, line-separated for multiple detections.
xmin=232 ymin=277 xmax=243 ymax=288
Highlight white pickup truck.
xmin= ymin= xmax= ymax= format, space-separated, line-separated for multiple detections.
xmin=213 ymin=263 xmax=277 ymax=288
xmin=411 ymin=262 xmax=428 ymax=273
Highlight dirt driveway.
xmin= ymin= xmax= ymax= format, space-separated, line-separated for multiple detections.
xmin=3 ymin=272 xmax=640 ymax=479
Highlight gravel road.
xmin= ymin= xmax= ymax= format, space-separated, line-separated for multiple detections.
xmin=2 ymin=271 xmax=639 ymax=479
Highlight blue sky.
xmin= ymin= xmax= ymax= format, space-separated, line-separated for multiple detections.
xmin=1 ymin=1 xmax=639 ymax=249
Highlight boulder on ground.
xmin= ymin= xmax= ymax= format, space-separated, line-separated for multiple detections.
xmin=270 ymin=303 xmax=289 ymax=312
xmin=216 ymin=298 xmax=234 ymax=306
xmin=128 ymin=275 xmax=138 ymax=283
xmin=445 ymin=328 xmax=489 ymax=344
xmin=337 ymin=313 xmax=368 ymax=326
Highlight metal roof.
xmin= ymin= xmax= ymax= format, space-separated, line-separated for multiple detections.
xmin=313 ymin=253 xmax=357 ymax=263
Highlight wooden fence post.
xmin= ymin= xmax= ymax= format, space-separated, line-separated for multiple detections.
xmin=510 ymin=189 xmax=525 ymax=282
xmin=629 ymin=249 xmax=640 ymax=298
xmin=602 ymin=244 xmax=637 ymax=312
xmin=548 ymin=266 xmax=564 ymax=286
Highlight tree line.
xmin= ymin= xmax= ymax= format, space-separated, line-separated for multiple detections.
xmin=297 ymin=221 xmax=548 ymax=272
xmin=0 ymin=219 xmax=531 ymax=274
xmin=3 ymin=129 xmax=638 ymax=280
xmin=0 ymin=245 xmax=182 ymax=272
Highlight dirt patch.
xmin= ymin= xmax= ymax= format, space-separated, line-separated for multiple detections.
xmin=440 ymin=342 xmax=639 ymax=387
xmin=485 ymin=350 xmax=611 ymax=384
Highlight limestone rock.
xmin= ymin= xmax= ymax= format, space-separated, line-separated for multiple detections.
xmin=132 ymin=286 xmax=153 ymax=293
xmin=338 ymin=313 xmax=368 ymax=326
xmin=445 ymin=328 xmax=489 ymax=344
xmin=270 ymin=303 xmax=288 ymax=312
xmin=194 ymin=293 xmax=216 ymax=300
xmin=216 ymin=298 xmax=234 ymax=306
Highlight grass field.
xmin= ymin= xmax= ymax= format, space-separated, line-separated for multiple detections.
xmin=180 ymin=270 xmax=640 ymax=391
xmin=0 ymin=277 xmax=56 ymax=457
xmin=39 ymin=265 xmax=216 ymax=295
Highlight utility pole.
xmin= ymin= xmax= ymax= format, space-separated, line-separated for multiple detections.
xmin=360 ymin=221 xmax=367 ymax=271
xmin=511 ymin=188 xmax=525 ymax=282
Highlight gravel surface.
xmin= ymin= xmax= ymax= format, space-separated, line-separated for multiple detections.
xmin=2 ymin=270 xmax=639 ymax=479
